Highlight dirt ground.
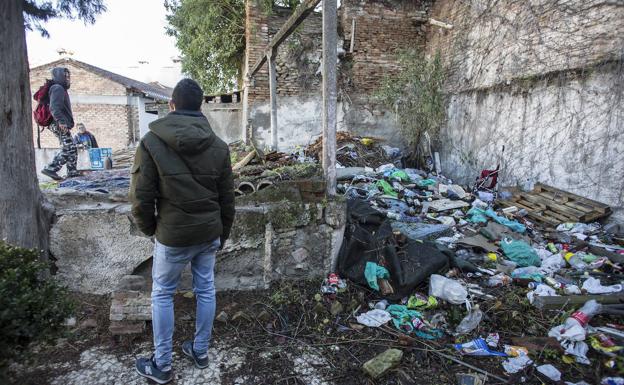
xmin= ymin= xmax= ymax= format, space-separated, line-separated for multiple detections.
xmin=7 ymin=279 xmax=616 ymax=385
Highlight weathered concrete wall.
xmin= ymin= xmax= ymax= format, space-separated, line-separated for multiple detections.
xmin=249 ymin=95 xmax=405 ymax=151
xmin=201 ymin=104 xmax=243 ymax=144
xmin=244 ymin=0 xmax=431 ymax=151
xmin=427 ymin=0 xmax=624 ymax=218
xmin=45 ymin=182 xmax=346 ymax=295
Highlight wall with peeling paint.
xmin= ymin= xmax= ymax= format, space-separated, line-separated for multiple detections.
xmin=427 ymin=0 xmax=624 ymax=218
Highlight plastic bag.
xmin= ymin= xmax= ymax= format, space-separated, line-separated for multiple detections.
xmin=502 ymin=355 xmax=532 ymax=374
xmin=454 ymin=338 xmax=506 ymax=356
xmin=429 ymin=274 xmax=468 ymax=305
xmin=364 ymin=262 xmax=390 ymax=291
xmin=582 ymin=277 xmax=623 ymax=294
xmin=356 ymin=309 xmax=392 ymax=327
xmin=455 ymin=305 xmax=483 ymax=334
xmin=527 ymin=283 xmax=557 ymax=304
xmin=537 ymin=364 xmax=561 ymax=381
xmin=500 ymin=238 xmax=541 ymax=267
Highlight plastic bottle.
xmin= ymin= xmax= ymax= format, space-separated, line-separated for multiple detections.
xmin=485 ymin=274 xmax=512 ymax=287
xmin=429 ymin=274 xmax=468 ymax=305
xmin=456 ymin=304 xmax=483 ymax=334
xmin=559 ymin=300 xmax=602 ymax=332
xmin=565 ymin=252 xmax=588 ymax=270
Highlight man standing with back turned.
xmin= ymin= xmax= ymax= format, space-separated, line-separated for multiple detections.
xmin=130 ymin=79 xmax=235 ymax=384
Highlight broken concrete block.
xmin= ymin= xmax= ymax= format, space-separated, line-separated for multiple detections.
xmin=110 ymin=290 xmax=151 ymax=322
xmin=330 ymin=301 xmax=344 ymax=316
xmin=362 ymin=348 xmax=403 ymax=379
xmin=50 ymin=211 xmax=153 ymax=294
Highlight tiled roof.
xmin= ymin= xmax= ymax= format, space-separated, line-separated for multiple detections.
xmin=31 ymin=58 xmax=173 ymax=101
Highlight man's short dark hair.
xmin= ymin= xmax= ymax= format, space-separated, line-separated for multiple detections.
xmin=171 ymin=79 xmax=204 ymax=111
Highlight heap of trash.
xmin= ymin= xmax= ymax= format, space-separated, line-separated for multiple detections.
xmin=321 ymin=151 xmax=623 ymax=384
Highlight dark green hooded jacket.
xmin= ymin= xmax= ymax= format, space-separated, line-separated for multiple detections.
xmin=129 ymin=110 xmax=235 ymax=247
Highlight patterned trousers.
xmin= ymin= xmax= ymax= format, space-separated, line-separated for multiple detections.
xmin=47 ymin=123 xmax=77 ymax=173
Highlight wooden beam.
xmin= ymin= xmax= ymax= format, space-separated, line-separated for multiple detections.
xmin=247 ymin=0 xmax=321 ymax=79
xmin=533 ymin=294 xmax=624 ymax=310
xmin=267 ymin=48 xmax=278 ymax=150
xmin=429 ymin=18 xmax=453 ymax=30
xmin=349 ymin=17 xmax=356 ymax=52
xmin=322 ymin=0 xmax=337 ymax=196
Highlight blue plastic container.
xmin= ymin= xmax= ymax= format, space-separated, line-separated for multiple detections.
xmin=88 ymin=148 xmax=112 ymax=169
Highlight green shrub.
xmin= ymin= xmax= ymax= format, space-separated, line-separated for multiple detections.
xmin=376 ymin=50 xmax=446 ymax=166
xmin=0 ymin=241 xmax=75 ymax=363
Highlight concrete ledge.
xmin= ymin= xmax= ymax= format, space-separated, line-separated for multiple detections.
xmin=46 ymin=182 xmax=346 ymax=294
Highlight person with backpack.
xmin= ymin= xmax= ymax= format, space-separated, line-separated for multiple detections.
xmin=130 ymin=79 xmax=235 ymax=384
xmin=38 ymin=67 xmax=79 ymax=180
xmin=73 ymin=123 xmax=99 ymax=149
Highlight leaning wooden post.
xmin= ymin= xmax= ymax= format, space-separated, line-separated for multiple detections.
xmin=322 ymin=0 xmax=337 ymax=196
xmin=267 ymin=48 xmax=278 ymax=151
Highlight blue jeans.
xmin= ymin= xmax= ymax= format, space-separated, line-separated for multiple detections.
xmin=151 ymin=238 xmax=220 ymax=370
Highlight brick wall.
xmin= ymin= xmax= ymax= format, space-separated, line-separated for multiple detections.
xmin=30 ymin=60 xmax=132 ymax=150
xmin=245 ymin=2 xmax=323 ymax=104
xmin=245 ymin=0 xmax=429 ymax=103
xmin=339 ymin=0 xmax=429 ymax=96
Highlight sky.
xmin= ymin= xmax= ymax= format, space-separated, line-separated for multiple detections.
xmin=26 ymin=0 xmax=184 ymax=87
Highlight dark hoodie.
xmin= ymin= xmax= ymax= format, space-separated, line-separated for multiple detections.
xmin=49 ymin=67 xmax=74 ymax=128
xmin=129 ymin=110 xmax=235 ymax=247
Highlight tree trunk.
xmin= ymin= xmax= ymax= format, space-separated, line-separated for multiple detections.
xmin=0 ymin=0 xmax=51 ymax=255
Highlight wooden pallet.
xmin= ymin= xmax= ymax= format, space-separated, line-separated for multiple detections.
xmin=499 ymin=183 xmax=612 ymax=227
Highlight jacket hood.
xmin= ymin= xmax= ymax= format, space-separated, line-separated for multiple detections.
xmin=148 ymin=112 xmax=216 ymax=155
xmin=51 ymin=67 xmax=69 ymax=89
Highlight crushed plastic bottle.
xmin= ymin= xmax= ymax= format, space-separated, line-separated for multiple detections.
xmin=456 ymin=304 xmax=483 ymax=334
xmin=485 ymin=273 xmax=512 ymax=287
xmin=565 ymin=252 xmax=588 ymax=270
xmin=429 ymin=274 xmax=468 ymax=305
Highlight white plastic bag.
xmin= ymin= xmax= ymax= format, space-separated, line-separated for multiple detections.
xmin=356 ymin=309 xmax=392 ymax=327
xmin=527 ymin=284 xmax=557 ymax=304
xmin=429 ymin=274 xmax=468 ymax=305
xmin=582 ymin=277 xmax=623 ymax=294
xmin=537 ymin=364 xmax=561 ymax=381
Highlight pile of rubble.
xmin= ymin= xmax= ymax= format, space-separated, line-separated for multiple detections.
xmin=323 ymin=160 xmax=624 ymax=384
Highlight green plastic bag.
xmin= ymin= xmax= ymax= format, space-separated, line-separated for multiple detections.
xmin=376 ymin=180 xmax=398 ymax=198
xmin=500 ymin=239 xmax=540 ymax=267
xmin=364 ymin=262 xmax=390 ymax=291
xmin=416 ymin=179 xmax=436 ymax=187
xmin=390 ymin=170 xmax=411 ymax=182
